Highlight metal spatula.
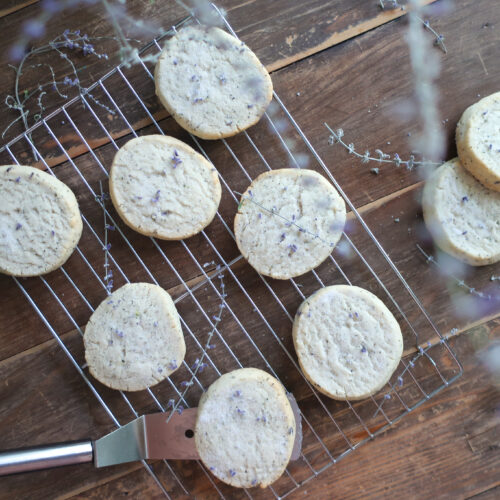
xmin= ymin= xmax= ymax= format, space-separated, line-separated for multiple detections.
xmin=0 ymin=396 xmax=302 ymax=476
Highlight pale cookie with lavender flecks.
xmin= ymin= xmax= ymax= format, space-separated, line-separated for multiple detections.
xmin=195 ymin=367 xmax=296 ymax=488
xmin=456 ymin=91 xmax=500 ymax=192
xmin=234 ymin=168 xmax=346 ymax=279
xmin=84 ymin=283 xmax=185 ymax=392
xmin=293 ymin=285 xmax=403 ymax=401
xmin=154 ymin=25 xmax=273 ymax=139
xmin=109 ymin=135 xmax=221 ymax=240
xmin=422 ymin=158 xmax=500 ymax=266
xmin=0 ymin=165 xmax=82 ymax=277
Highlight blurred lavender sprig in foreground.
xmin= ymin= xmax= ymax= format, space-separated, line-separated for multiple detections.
xmin=379 ymin=0 xmax=447 ymax=53
xmin=406 ymin=0 xmax=445 ymax=164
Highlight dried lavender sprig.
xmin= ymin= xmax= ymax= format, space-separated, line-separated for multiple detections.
xmin=166 ymin=271 xmax=226 ymax=423
xmin=325 ymin=124 xmax=440 ymax=170
xmin=98 ymin=181 xmax=113 ymax=295
xmin=416 ymin=244 xmax=492 ymax=300
xmin=374 ymin=338 xmax=437 ymax=417
xmin=3 ymin=30 xmax=115 ymax=149
xmin=234 ymin=191 xmax=341 ymax=249
xmin=379 ymin=0 xmax=447 ymax=53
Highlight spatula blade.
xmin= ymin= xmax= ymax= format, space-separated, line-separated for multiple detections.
xmin=94 ymin=395 xmax=302 ymax=467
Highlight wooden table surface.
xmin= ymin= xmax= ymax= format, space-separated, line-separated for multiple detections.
xmin=0 ymin=1 xmax=499 ymax=499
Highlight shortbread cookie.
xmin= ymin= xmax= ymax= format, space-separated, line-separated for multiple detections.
xmin=84 ymin=283 xmax=185 ymax=392
xmin=155 ymin=25 xmax=273 ymax=139
xmin=109 ymin=135 xmax=221 ymax=240
xmin=293 ymin=285 xmax=403 ymax=401
xmin=456 ymin=92 xmax=500 ymax=191
xmin=0 ymin=165 xmax=82 ymax=277
xmin=422 ymin=158 xmax=500 ymax=266
xmin=234 ymin=169 xmax=346 ymax=279
xmin=195 ymin=368 xmax=295 ymax=489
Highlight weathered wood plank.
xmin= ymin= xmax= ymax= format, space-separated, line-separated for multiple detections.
xmin=3 ymin=320 xmax=488 ymax=500
xmin=1 ymin=314 xmax=495 ymax=499
xmin=0 ymin=0 xmax=38 ymax=19
xmin=0 ymin=0 xmax=438 ymax=145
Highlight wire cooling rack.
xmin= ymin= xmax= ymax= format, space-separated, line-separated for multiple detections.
xmin=0 ymin=4 xmax=463 ymax=499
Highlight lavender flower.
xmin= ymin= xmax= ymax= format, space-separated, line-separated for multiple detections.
xmin=15 ymin=177 xmax=20 ymax=183
xmin=287 ymin=243 xmax=298 ymax=254
xmin=23 ymin=20 xmax=45 ymax=39
xmin=15 ymin=223 xmax=22 ymax=230
xmin=361 ymin=346 xmax=367 ymax=353
xmin=236 ymin=407 xmax=245 ymax=415
xmin=171 ymin=150 xmax=182 ymax=168
xmin=229 ymin=469 xmax=236 ymax=477
xmin=168 ymin=360 xmax=178 ymax=370
xmin=151 ymin=190 xmax=160 ymax=203
xmin=233 ymin=390 xmax=241 ymax=397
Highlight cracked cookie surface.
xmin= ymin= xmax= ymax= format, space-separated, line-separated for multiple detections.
xmin=293 ymin=285 xmax=403 ymax=400
xmin=234 ymin=168 xmax=346 ymax=279
xmin=84 ymin=283 xmax=185 ymax=392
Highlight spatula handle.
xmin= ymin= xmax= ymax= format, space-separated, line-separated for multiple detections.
xmin=0 ymin=440 xmax=93 ymax=476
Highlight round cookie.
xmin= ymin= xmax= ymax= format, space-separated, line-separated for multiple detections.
xmin=195 ymin=368 xmax=295 ymax=489
xmin=234 ymin=169 xmax=346 ymax=279
xmin=456 ymin=92 xmax=500 ymax=191
xmin=0 ymin=165 xmax=82 ymax=277
xmin=109 ymin=135 xmax=221 ymax=240
xmin=84 ymin=283 xmax=185 ymax=392
xmin=154 ymin=25 xmax=273 ymax=140
xmin=422 ymin=158 xmax=500 ymax=266
xmin=293 ymin=285 xmax=403 ymax=401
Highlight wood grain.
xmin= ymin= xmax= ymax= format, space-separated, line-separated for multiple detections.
xmin=0 ymin=0 xmax=499 ymax=499
xmin=0 ymin=0 xmax=438 ymax=145
xmin=0 ymin=0 xmax=38 ymax=19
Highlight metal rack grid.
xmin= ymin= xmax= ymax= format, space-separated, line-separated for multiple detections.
xmin=0 ymin=4 xmax=463 ymax=499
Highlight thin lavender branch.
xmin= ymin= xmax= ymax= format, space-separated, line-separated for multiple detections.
xmin=234 ymin=191 xmax=342 ymax=248
xmin=166 ymin=270 xmax=226 ymax=423
xmin=3 ymin=30 xmax=119 ymax=158
xmin=98 ymin=181 xmax=113 ymax=295
xmin=416 ymin=244 xmax=492 ymax=300
xmin=325 ymin=124 xmax=440 ymax=170
xmin=374 ymin=327 xmax=462 ymax=416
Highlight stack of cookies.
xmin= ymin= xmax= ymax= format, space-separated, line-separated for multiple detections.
xmin=423 ymin=92 xmax=500 ymax=266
